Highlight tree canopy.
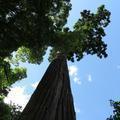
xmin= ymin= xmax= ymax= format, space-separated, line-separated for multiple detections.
xmin=0 ymin=0 xmax=110 ymax=97
xmin=0 ymin=0 xmax=110 ymax=61
xmin=0 ymin=0 xmax=72 ymax=59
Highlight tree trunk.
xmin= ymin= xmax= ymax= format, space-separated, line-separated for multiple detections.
xmin=19 ymin=53 xmax=76 ymax=120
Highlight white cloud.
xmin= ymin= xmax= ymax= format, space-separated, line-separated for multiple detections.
xmin=87 ymin=74 xmax=92 ymax=82
xmin=68 ymin=65 xmax=82 ymax=85
xmin=75 ymin=107 xmax=80 ymax=113
xmin=4 ymin=86 xmax=30 ymax=109
xmin=31 ymin=81 xmax=39 ymax=89
xmin=69 ymin=65 xmax=78 ymax=76
xmin=73 ymin=77 xmax=81 ymax=85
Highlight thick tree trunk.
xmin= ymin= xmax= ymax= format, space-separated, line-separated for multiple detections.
xmin=19 ymin=53 xmax=76 ymax=120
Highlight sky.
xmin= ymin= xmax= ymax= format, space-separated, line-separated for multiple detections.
xmin=4 ymin=0 xmax=120 ymax=120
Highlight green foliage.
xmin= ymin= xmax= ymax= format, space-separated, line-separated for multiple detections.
xmin=0 ymin=1 xmax=111 ymax=119
xmin=0 ymin=100 xmax=22 ymax=120
xmin=0 ymin=0 xmax=111 ymax=97
xmin=0 ymin=1 xmax=110 ymax=63
xmin=107 ymin=100 xmax=120 ymax=120
xmin=0 ymin=100 xmax=11 ymax=120
xmin=0 ymin=0 xmax=72 ymax=58
xmin=0 ymin=1 xmax=111 ymax=97
xmin=15 ymin=46 xmax=47 ymax=64
xmin=49 ymin=5 xmax=110 ymax=62
xmin=0 ymin=56 xmax=27 ymax=98
xmin=10 ymin=103 xmax=22 ymax=120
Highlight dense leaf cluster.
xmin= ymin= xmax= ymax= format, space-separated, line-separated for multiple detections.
xmin=107 ymin=100 xmax=120 ymax=120
xmin=0 ymin=100 xmax=22 ymax=120
xmin=0 ymin=100 xmax=11 ymax=120
xmin=49 ymin=5 xmax=110 ymax=62
xmin=0 ymin=56 xmax=27 ymax=98
xmin=0 ymin=1 xmax=110 ymax=62
xmin=73 ymin=5 xmax=110 ymax=59
xmin=0 ymin=0 xmax=110 ymax=95
xmin=0 ymin=0 xmax=71 ymax=59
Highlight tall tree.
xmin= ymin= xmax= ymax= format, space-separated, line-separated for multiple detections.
xmin=0 ymin=0 xmax=110 ymax=93
xmin=0 ymin=0 xmax=110 ymax=120
xmin=19 ymin=53 xmax=76 ymax=120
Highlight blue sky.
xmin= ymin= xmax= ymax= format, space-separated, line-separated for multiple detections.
xmin=4 ymin=0 xmax=120 ymax=120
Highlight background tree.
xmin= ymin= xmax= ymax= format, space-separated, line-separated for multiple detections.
xmin=0 ymin=56 xmax=25 ymax=120
xmin=0 ymin=56 xmax=27 ymax=99
xmin=0 ymin=100 xmax=22 ymax=120
xmin=0 ymin=0 xmax=110 ymax=61
xmin=107 ymin=100 xmax=120 ymax=120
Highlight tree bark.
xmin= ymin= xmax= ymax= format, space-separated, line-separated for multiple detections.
xmin=19 ymin=53 xmax=76 ymax=120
